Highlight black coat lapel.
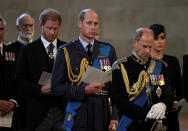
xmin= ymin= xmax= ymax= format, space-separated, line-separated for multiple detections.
xmin=36 ymin=38 xmax=51 ymax=71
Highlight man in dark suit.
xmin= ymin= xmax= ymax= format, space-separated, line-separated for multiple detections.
xmin=15 ymin=9 xmax=66 ymax=131
xmin=51 ymin=9 xmax=117 ymax=131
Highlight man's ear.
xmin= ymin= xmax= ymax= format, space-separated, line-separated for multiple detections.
xmin=133 ymin=39 xmax=137 ymax=48
xmin=16 ymin=25 xmax=20 ymax=31
xmin=78 ymin=21 xmax=82 ymax=29
xmin=39 ymin=23 xmax=43 ymax=30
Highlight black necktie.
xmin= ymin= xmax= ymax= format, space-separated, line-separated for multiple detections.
xmin=87 ymin=44 xmax=92 ymax=58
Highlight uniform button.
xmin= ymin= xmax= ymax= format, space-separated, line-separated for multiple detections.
xmin=75 ymin=68 xmax=78 ymax=71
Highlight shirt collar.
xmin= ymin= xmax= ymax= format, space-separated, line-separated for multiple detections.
xmin=41 ymin=36 xmax=57 ymax=49
xmin=79 ymin=36 xmax=94 ymax=51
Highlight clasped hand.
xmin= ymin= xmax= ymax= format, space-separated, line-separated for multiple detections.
xmin=0 ymin=100 xmax=15 ymax=117
xmin=85 ymin=83 xmax=105 ymax=95
xmin=146 ymin=102 xmax=166 ymax=120
xmin=41 ymin=85 xmax=51 ymax=95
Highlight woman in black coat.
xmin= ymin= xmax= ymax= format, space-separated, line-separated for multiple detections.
xmin=149 ymin=24 xmax=183 ymax=131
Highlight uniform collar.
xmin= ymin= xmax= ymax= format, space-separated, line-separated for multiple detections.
xmin=132 ymin=51 xmax=149 ymax=65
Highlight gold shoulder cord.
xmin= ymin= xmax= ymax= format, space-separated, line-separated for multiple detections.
xmin=63 ymin=47 xmax=88 ymax=86
xmin=120 ymin=63 xmax=150 ymax=101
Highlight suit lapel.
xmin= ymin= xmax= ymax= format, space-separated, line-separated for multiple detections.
xmin=56 ymin=39 xmax=62 ymax=49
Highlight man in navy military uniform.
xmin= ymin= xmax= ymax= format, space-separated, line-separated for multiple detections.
xmin=109 ymin=27 xmax=173 ymax=131
xmin=51 ymin=9 xmax=117 ymax=131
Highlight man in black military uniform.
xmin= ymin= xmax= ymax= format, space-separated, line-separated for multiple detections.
xmin=2 ymin=13 xmax=34 ymax=130
xmin=109 ymin=27 xmax=173 ymax=131
xmin=0 ymin=16 xmax=19 ymax=131
xmin=51 ymin=9 xmax=117 ymax=131
xmin=5 ymin=13 xmax=34 ymax=73
xmin=3 ymin=13 xmax=34 ymax=99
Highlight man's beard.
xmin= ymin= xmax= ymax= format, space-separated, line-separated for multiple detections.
xmin=20 ymin=31 xmax=34 ymax=41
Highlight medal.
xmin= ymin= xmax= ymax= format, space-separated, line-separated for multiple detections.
xmin=156 ymin=86 xmax=162 ymax=98
xmin=99 ymin=58 xmax=111 ymax=71
xmin=49 ymin=52 xmax=54 ymax=59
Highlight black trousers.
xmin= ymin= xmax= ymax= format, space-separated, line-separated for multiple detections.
xmin=34 ymin=107 xmax=64 ymax=131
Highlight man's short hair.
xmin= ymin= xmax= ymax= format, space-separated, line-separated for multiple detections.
xmin=0 ymin=16 xmax=6 ymax=27
xmin=39 ymin=8 xmax=62 ymax=25
xmin=134 ymin=27 xmax=153 ymax=41
xmin=16 ymin=13 xmax=34 ymax=26
xmin=134 ymin=28 xmax=144 ymax=41
xmin=78 ymin=9 xmax=96 ymax=22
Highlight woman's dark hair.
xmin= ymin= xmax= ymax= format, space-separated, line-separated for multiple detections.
xmin=149 ymin=24 xmax=166 ymax=40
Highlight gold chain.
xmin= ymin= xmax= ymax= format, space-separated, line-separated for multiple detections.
xmin=63 ymin=47 xmax=88 ymax=86
xmin=120 ymin=63 xmax=151 ymax=101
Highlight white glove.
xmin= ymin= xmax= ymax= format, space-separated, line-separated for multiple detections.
xmin=146 ymin=102 xmax=166 ymax=120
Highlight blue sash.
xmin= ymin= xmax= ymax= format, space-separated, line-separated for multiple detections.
xmin=62 ymin=43 xmax=111 ymax=131
xmin=117 ymin=61 xmax=162 ymax=131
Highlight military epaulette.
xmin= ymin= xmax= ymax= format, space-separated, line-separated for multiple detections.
xmin=151 ymin=57 xmax=168 ymax=67
xmin=60 ymin=40 xmax=75 ymax=50
xmin=112 ymin=57 xmax=127 ymax=70
xmin=99 ymin=41 xmax=110 ymax=45
xmin=2 ymin=40 xmax=8 ymax=45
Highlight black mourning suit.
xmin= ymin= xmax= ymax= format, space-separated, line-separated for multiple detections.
xmin=15 ymin=38 xmax=66 ymax=130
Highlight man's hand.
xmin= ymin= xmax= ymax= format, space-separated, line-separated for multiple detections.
xmin=41 ymin=85 xmax=51 ymax=95
xmin=109 ymin=120 xmax=118 ymax=131
xmin=85 ymin=83 xmax=104 ymax=95
xmin=0 ymin=100 xmax=15 ymax=116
